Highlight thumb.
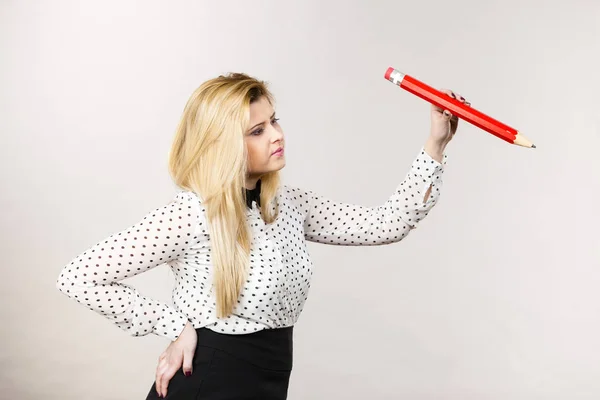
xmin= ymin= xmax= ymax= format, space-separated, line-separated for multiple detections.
xmin=182 ymin=350 xmax=194 ymax=377
xmin=443 ymin=110 xmax=452 ymax=119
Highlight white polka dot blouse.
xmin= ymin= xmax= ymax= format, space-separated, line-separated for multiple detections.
xmin=56 ymin=148 xmax=447 ymax=341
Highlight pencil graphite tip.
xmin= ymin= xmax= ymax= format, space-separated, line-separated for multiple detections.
xmin=531 ymin=144 xmax=536 ymax=148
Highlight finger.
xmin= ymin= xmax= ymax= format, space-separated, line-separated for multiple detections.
xmin=441 ymin=88 xmax=467 ymax=105
xmin=450 ymin=117 xmax=459 ymax=130
xmin=430 ymin=88 xmax=453 ymax=113
xmin=156 ymin=365 xmax=165 ymax=397
xmin=182 ymin=350 xmax=194 ymax=377
xmin=440 ymin=88 xmax=456 ymax=99
xmin=443 ymin=110 xmax=453 ymax=119
xmin=156 ymin=359 xmax=169 ymax=397
xmin=159 ymin=366 xmax=178 ymax=398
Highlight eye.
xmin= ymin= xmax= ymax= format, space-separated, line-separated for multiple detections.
xmin=249 ymin=118 xmax=279 ymax=136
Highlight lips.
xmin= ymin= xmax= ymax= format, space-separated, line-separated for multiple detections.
xmin=272 ymin=147 xmax=284 ymax=155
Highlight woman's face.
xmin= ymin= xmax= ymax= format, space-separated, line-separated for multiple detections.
xmin=244 ymin=96 xmax=285 ymax=185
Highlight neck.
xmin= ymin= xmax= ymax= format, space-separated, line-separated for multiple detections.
xmin=245 ymin=175 xmax=261 ymax=190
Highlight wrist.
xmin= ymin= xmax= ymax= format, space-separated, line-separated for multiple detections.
xmin=175 ymin=321 xmax=194 ymax=340
xmin=423 ymin=137 xmax=447 ymax=162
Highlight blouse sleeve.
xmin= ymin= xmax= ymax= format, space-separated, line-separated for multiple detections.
xmin=283 ymin=147 xmax=447 ymax=246
xmin=55 ymin=191 xmax=203 ymax=341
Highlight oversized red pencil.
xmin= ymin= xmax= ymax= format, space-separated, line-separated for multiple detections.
xmin=384 ymin=67 xmax=535 ymax=148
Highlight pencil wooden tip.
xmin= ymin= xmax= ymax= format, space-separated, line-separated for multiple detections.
xmin=513 ymin=131 xmax=535 ymax=149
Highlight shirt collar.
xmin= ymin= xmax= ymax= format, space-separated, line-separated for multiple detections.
xmin=245 ymin=179 xmax=261 ymax=209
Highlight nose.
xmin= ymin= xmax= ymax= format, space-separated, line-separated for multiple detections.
xmin=269 ymin=124 xmax=284 ymax=143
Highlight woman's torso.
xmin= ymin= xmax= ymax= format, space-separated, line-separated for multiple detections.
xmin=169 ymin=189 xmax=315 ymax=334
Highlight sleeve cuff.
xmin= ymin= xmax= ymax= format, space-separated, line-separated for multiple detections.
xmin=412 ymin=147 xmax=446 ymax=185
xmin=153 ymin=308 xmax=189 ymax=341
xmin=409 ymin=147 xmax=447 ymax=206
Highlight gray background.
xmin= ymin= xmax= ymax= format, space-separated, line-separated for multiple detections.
xmin=2 ymin=0 xmax=599 ymax=399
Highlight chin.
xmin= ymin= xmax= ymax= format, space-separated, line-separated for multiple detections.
xmin=269 ymin=162 xmax=286 ymax=173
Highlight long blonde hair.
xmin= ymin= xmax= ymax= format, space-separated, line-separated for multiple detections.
xmin=168 ymin=73 xmax=280 ymax=318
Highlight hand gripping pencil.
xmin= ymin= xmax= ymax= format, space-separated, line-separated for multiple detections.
xmin=384 ymin=67 xmax=535 ymax=148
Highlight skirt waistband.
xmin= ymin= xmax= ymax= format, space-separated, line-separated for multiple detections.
xmin=196 ymin=326 xmax=293 ymax=371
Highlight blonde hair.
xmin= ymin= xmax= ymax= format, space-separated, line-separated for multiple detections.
xmin=168 ymin=73 xmax=280 ymax=318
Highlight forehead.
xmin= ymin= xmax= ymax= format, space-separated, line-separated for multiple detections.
xmin=248 ymin=96 xmax=273 ymax=122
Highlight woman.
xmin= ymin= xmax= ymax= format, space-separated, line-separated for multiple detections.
xmin=56 ymin=72 xmax=468 ymax=399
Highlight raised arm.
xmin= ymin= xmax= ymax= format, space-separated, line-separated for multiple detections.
xmin=55 ymin=191 xmax=202 ymax=341
xmin=285 ymin=86 xmax=468 ymax=245
xmin=284 ymin=147 xmax=447 ymax=246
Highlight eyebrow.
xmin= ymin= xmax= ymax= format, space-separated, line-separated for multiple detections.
xmin=247 ymin=112 xmax=276 ymax=132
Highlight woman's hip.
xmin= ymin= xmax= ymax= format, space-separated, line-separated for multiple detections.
xmin=145 ymin=326 xmax=294 ymax=400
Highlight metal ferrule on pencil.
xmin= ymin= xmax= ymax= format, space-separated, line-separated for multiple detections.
xmin=387 ymin=69 xmax=405 ymax=85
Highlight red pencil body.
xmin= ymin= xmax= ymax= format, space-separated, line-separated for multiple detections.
xmin=385 ymin=67 xmax=526 ymax=146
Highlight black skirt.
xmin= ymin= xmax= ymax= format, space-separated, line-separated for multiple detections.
xmin=145 ymin=326 xmax=293 ymax=400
